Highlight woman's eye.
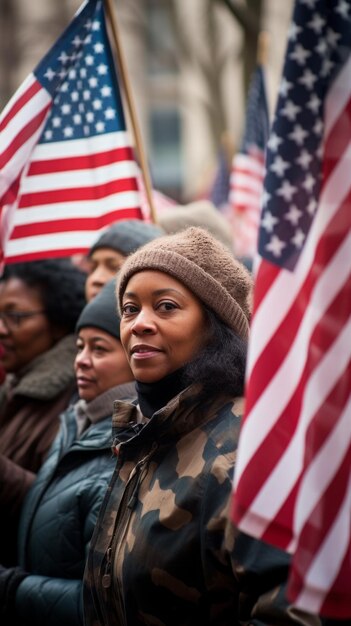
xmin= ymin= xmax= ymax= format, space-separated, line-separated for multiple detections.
xmin=122 ymin=304 xmax=138 ymax=316
xmin=158 ymin=301 xmax=177 ymax=312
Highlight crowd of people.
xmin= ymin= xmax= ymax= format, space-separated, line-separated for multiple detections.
xmin=0 ymin=217 xmax=319 ymax=626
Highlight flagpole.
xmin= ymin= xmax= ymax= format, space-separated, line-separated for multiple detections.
xmin=103 ymin=0 xmax=158 ymax=224
xmin=257 ymin=30 xmax=269 ymax=67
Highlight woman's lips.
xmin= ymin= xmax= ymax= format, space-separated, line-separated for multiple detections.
xmin=131 ymin=345 xmax=162 ymax=360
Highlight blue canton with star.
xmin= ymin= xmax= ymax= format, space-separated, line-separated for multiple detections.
xmin=34 ymin=0 xmax=126 ymax=143
xmin=259 ymin=0 xmax=351 ymax=270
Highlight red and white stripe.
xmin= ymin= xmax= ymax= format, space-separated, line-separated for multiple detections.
xmin=232 ymin=55 xmax=351 ymax=617
xmin=229 ymin=145 xmax=265 ymax=258
xmin=1 ymin=76 xmax=142 ymax=264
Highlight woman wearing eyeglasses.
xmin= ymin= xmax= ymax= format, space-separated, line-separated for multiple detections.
xmin=0 ymin=259 xmax=86 ymax=566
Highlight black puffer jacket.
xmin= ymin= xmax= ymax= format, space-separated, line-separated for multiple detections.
xmin=13 ymin=383 xmax=136 ymax=626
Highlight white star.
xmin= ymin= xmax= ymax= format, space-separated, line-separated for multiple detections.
xmin=85 ymin=54 xmax=94 ymax=66
xmin=96 ymin=121 xmax=105 ymax=132
xmin=58 ymin=51 xmax=69 ymax=64
xmin=79 ymin=103 xmax=85 ymax=113
xmin=336 ymin=0 xmax=349 ymax=18
xmin=261 ymin=210 xmax=278 ymax=233
xmin=267 ymin=132 xmax=282 ymax=152
xmin=61 ymin=104 xmax=71 ymax=115
xmin=321 ymin=58 xmax=334 ymax=77
xmin=72 ymin=36 xmax=82 ymax=47
xmin=296 ymin=149 xmax=312 ymax=169
xmin=71 ymin=91 xmax=79 ymax=102
xmin=80 ymin=68 xmax=87 ymax=78
xmin=315 ymin=39 xmax=327 ymax=56
xmin=266 ymin=235 xmax=286 ymax=257
xmin=89 ymin=77 xmax=98 ymax=88
xmin=94 ymin=42 xmax=104 ymax=53
xmin=307 ymin=198 xmax=318 ymax=215
xmin=288 ymin=22 xmax=302 ymax=41
xmin=313 ymin=119 xmax=323 ymax=135
xmin=84 ymin=35 xmax=92 ymax=45
xmin=73 ymin=113 xmax=82 ymax=124
xmin=84 ymin=125 xmax=90 ymax=136
xmin=44 ymin=68 xmax=55 ymax=81
xmin=44 ymin=129 xmax=53 ymax=140
xmin=52 ymin=116 xmax=61 ymax=128
xmin=68 ymin=69 xmax=77 ymax=80
xmin=289 ymin=124 xmax=308 ymax=146
xmin=298 ymin=69 xmax=317 ymax=90
xmin=97 ymin=64 xmax=108 ymax=75
xmin=84 ymin=20 xmax=92 ymax=31
xmin=281 ymin=100 xmax=301 ymax=121
xmin=279 ymin=77 xmax=292 ymax=97
xmin=277 ymin=180 xmax=297 ymax=202
xmin=60 ymin=82 xmax=69 ymax=92
xmin=292 ymin=229 xmax=305 ymax=248
xmin=326 ymin=28 xmax=341 ymax=48
xmin=302 ymin=174 xmax=315 ymax=192
xmin=83 ymin=90 xmax=91 ymax=100
xmin=63 ymin=126 xmax=74 ymax=138
xmin=285 ymin=205 xmax=302 ymax=226
xmin=93 ymin=99 xmax=102 ymax=110
xmin=92 ymin=20 xmax=101 ymax=30
xmin=58 ymin=69 xmax=67 ymax=80
xmin=104 ymin=107 xmax=116 ymax=120
xmin=77 ymin=80 xmax=83 ymax=90
xmin=290 ymin=44 xmax=310 ymax=66
xmin=307 ymin=13 xmax=326 ymax=34
xmin=86 ymin=112 xmax=95 ymax=123
xmin=270 ymin=155 xmax=290 ymax=177
xmin=307 ymin=94 xmax=321 ymax=114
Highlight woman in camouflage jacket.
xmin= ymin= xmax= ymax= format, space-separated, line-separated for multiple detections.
xmin=84 ymin=228 xmax=317 ymax=626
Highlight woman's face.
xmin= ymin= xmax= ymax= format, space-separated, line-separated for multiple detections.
xmin=120 ymin=270 xmax=208 ymax=383
xmin=75 ymin=327 xmax=133 ymax=402
xmin=0 ymin=277 xmax=55 ymax=373
xmin=85 ymin=248 xmax=126 ymax=301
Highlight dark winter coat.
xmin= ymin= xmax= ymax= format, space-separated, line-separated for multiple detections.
xmin=12 ymin=382 xmax=136 ymax=626
xmin=84 ymin=386 xmax=244 ymax=626
xmin=0 ymin=334 xmax=78 ymax=565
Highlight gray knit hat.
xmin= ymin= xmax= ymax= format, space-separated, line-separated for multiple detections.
xmin=88 ymin=219 xmax=165 ymax=257
xmin=76 ymin=278 xmax=120 ymax=339
xmin=117 ymin=227 xmax=252 ymax=339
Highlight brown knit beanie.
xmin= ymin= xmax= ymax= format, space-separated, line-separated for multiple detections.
xmin=117 ymin=226 xmax=252 ymax=340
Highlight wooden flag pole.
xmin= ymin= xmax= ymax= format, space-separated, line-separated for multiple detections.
xmin=257 ymin=30 xmax=269 ymax=66
xmin=103 ymin=0 xmax=158 ymax=223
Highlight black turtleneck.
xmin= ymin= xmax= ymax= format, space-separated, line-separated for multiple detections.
xmin=135 ymin=368 xmax=187 ymax=418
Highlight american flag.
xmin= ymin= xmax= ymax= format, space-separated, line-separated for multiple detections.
xmin=0 ymin=0 xmax=142 ymax=266
xmin=229 ymin=65 xmax=269 ymax=258
xmin=232 ymin=0 xmax=351 ymax=618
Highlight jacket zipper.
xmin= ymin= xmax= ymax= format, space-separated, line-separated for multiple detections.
xmin=99 ymin=442 xmax=158 ymax=625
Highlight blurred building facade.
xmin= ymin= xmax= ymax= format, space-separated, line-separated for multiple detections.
xmin=0 ymin=0 xmax=293 ymax=202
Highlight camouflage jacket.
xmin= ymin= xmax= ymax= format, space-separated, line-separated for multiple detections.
xmin=84 ymin=386 xmax=321 ymax=626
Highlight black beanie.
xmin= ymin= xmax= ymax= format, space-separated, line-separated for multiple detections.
xmin=76 ymin=278 xmax=120 ymax=339
xmin=88 ymin=219 xmax=165 ymax=257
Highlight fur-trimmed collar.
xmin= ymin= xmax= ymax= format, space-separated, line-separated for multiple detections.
xmin=7 ymin=334 xmax=77 ymax=401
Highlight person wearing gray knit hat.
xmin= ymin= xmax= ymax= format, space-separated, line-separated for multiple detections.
xmin=84 ymin=228 xmax=279 ymax=626
xmin=85 ymin=219 xmax=165 ymax=301
xmin=77 ymin=277 xmax=121 ymax=340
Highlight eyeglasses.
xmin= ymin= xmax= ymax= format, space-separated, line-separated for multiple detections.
xmin=0 ymin=310 xmax=46 ymax=328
